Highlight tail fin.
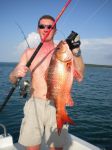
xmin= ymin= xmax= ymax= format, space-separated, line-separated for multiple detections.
xmin=56 ymin=109 xmax=75 ymax=135
xmin=63 ymin=110 xmax=75 ymax=125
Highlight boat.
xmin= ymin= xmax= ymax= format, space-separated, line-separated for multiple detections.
xmin=0 ymin=123 xmax=101 ymax=150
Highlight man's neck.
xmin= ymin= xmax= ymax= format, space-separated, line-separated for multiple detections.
xmin=43 ymin=40 xmax=54 ymax=45
xmin=40 ymin=40 xmax=55 ymax=53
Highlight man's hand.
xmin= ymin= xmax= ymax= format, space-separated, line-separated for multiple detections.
xmin=66 ymin=31 xmax=81 ymax=51
xmin=9 ymin=65 xmax=28 ymax=84
xmin=15 ymin=65 xmax=28 ymax=78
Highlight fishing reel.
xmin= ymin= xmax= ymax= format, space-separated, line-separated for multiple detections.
xmin=19 ymin=80 xmax=30 ymax=98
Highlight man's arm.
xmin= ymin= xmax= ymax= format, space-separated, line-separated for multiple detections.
xmin=72 ymin=47 xmax=85 ymax=82
xmin=9 ymin=50 xmax=28 ymax=84
xmin=66 ymin=31 xmax=85 ymax=82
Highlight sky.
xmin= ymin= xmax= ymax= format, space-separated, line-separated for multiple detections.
xmin=0 ymin=0 xmax=112 ymax=65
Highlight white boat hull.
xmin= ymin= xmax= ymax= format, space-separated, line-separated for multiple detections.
xmin=0 ymin=134 xmax=101 ymax=150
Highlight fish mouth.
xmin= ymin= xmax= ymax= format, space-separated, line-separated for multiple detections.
xmin=56 ymin=41 xmax=72 ymax=62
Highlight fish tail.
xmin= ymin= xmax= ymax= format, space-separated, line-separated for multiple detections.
xmin=56 ymin=110 xmax=75 ymax=135
xmin=63 ymin=111 xmax=75 ymax=125
xmin=56 ymin=115 xmax=64 ymax=135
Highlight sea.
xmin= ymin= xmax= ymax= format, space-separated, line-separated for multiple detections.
xmin=0 ymin=62 xmax=112 ymax=150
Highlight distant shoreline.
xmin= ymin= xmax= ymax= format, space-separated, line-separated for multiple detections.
xmin=85 ymin=64 xmax=112 ymax=68
xmin=0 ymin=62 xmax=112 ymax=68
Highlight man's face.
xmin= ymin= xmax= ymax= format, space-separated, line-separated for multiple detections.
xmin=38 ymin=18 xmax=56 ymax=42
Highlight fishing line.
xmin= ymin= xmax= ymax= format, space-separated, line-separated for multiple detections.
xmin=41 ymin=0 xmax=72 ymax=43
xmin=59 ymin=0 xmax=80 ymax=29
xmin=55 ymin=0 xmax=80 ymax=41
xmin=55 ymin=29 xmax=66 ymax=41
xmin=56 ymin=0 xmax=80 ymax=42
xmin=0 ymin=0 xmax=72 ymax=112
xmin=15 ymin=21 xmax=30 ymax=48
xmin=80 ymin=0 xmax=109 ymax=27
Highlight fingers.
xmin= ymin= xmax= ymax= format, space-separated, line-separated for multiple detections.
xmin=15 ymin=66 xmax=28 ymax=78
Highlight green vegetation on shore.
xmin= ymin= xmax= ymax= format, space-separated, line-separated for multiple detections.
xmin=85 ymin=64 xmax=112 ymax=68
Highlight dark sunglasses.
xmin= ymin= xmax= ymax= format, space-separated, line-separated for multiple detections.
xmin=38 ymin=24 xmax=54 ymax=29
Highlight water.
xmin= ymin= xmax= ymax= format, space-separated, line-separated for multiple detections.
xmin=0 ymin=62 xmax=112 ymax=150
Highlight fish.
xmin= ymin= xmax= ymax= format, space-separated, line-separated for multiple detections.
xmin=46 ymin=40 xmax=81 ymax=134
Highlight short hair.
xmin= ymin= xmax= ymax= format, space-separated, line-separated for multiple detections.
xmin=38 ymin=15 xmax=56 ymax=29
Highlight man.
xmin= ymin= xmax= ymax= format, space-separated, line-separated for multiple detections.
xmin=9 ymin=15 xmax=85 ymax=150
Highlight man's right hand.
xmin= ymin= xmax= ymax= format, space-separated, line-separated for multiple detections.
xmin=9 ymin=65 xmax=28 ymax=84
xmin=14 ymin=65 xmax=28 ymax=78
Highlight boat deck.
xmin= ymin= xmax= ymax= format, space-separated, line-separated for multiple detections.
xmin=0 ymin=134 xmax=101 ymax=150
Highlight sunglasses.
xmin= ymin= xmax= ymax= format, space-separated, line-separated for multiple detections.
xmin=38 ymin=24 xmax=54 ymax=29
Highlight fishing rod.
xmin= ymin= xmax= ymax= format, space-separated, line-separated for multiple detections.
xmin=0 ymin=0 xmax=72 ymax=112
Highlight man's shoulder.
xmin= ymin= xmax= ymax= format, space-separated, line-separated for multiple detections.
xmin=24 ymin=48 xmax=35 ymax=54
xmin=26 ymin=47 xmax=35 ymax=51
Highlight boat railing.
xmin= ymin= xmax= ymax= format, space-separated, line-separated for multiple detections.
xmin=0 ymin=123 xmax=7 ymax=137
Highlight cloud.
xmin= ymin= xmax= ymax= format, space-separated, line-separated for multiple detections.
xmin=81 ymin=38 xmax=112 ymax=65
xmin=15 ymin=32 xmax=112 ymax=65
xmin=15 ymin=32 xmax=59 ymax=56
xmin=16 ymin=32 xmax=41 ymax=56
